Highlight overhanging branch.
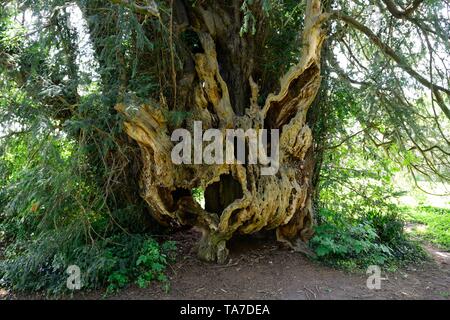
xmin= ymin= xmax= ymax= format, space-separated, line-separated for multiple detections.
xmin=326 ymin=10 xmax=450 ymax=119
xmin=110 ymin=0 xmax=159 ymax=17
xmin=381 ymin=0 xmax=425 ymax=18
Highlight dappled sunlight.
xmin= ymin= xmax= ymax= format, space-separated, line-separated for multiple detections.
xmin=1 ymin=0 xmax=449 ymax=300
xmin=404 ymin=223 xmax=428 ymax=234
xmin=394 ymin=173 xmax=450 ymax=209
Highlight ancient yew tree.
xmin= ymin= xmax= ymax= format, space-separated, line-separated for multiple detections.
xmin=115 ymin=0 xmax=325 ymax=263
xmin=1 ymin=0 xmax=449 ymax=267
xmin=109 ymin=0 xmax=449 ymax=263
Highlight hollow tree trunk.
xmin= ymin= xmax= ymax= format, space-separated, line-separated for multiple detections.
xmin=116 ymin=0 xmax=326 ymax=263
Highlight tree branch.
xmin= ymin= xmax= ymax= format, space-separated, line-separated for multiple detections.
xmin=326 ymin=10 xmax=450 ymax=119
xmin=378 ymin=0 xmax=448 ymax=42
xmin=110 ymin=0 xmax=159 ymax=17
xmin=381 ymin=0 xmax=425 ymax=18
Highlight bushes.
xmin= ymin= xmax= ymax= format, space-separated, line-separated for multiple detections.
xmin=313 ymin=112 xmax=428 ymax=269
xmin=0 ymin=233 xmax=176 ymax=295
xmin=102 ymin=237 xmax=176 ymax=294
xmin=310 ymin=209 xmax=392 ymax=268
xmin=103 ymin=237 xmax=177 ymax=294
xmin=134 ymin=239 xmax=176 ymax=292
xmin=0 ymin=98 xmax=175 ymax=295
xmin=311 ymin=207 xmax=426 ymax=270
xmin=314 ymin=142 xmax=426 ymax=269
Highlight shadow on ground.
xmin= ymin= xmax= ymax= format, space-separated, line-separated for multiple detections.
xmin=2 ymin=229 xmax=449 ymax=300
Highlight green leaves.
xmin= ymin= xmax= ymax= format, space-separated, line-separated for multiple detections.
xmin=239 ymin=0 xmax=257 ymax=37
xmin=134 ymin=238 xmax=176 ymax=291
xmin=0 ymin=152 xmax=177 ymax=296
xmin=101 ymin=236 xmax=176 ymax=294
xmin=402 ymin=205 xmax=450 ymax=251
xmin=107 ymin=272 xmax=129 ymax=293
xmin=310 ymin=206 xmax=422 ymax=270
xmin=261 ymin=0 xmax=271 ymax=15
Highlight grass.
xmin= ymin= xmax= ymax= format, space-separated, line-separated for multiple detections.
xmin=401 ymin=206 xmax=450 ymax=251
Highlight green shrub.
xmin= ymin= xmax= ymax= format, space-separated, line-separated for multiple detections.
xmin=310 ymin=208 xmax=425 ymax=270
xmin=0 ymin=233 xmax=176 ymax=296
xmin=315 ymin=130 xmax=427 ymax=269
xmin=134 ymin=239 xmax=177 ymax=292
xmin=0 ymin=109 xmax=176 ymax=295
xmin=311 ymin=209 xmax=392 ymax=268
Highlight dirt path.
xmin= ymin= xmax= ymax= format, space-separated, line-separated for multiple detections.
xmin=92 ymin=230 xmax=450 ymax=300
xmin=3 ymin=229 xmax=449 ymax=300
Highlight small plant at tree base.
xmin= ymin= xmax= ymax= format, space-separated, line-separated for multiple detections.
xmin=134 ymin=239 xmax=176 ymax=291
xmin=105 ymin=238 xmax=177 ymax=294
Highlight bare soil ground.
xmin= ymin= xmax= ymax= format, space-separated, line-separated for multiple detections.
xmin=2 ymin=229 xmax=449 ymax=300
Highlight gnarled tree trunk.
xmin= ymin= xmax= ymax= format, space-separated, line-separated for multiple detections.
xmin=116 ymin=0 xmax=326 ymax=263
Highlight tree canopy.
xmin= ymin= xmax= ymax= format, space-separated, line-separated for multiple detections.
xmin=0 ymin=0 xmax=448 ymax=293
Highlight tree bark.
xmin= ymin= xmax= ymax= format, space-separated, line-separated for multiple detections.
xmin=117 ymin=0 xmax=326 ymax=262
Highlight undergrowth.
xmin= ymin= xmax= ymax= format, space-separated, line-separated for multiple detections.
xmin=401 ymin=205 xmax=450 ymax=251
xmin=310 ymin=207 xmax=426 ymax=271
xmin=0 ymin=100 xmax=176 ymax=296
